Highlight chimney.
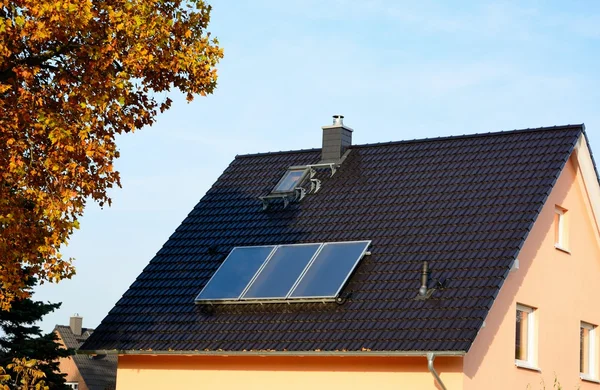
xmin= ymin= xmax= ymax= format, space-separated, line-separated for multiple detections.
xmin=70 ymin=314 xmax=83 ymax=336
xmin=321 ymin=115 xmax=353 ymax=162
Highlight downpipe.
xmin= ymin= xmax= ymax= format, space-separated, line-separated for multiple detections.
xmin=427 ymin=352 xmax=447 ymax=390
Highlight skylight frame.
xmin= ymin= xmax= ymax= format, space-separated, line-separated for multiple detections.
xmin=194 ymin=241 xmax=372 ymax=305
xmin=271 ymin=167 xmax=310 ymax=194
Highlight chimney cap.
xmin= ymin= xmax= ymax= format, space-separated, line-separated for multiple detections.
xmin=332 ymin=115 xmax=344 ymax=126
xmin=322 ymin=115 xmax=353 ymax=132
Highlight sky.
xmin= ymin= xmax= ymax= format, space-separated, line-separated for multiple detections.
xmin=36 ymin=0 xmax=600 ymax=332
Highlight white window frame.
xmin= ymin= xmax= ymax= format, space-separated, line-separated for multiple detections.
xmin=515 ymin=304 xmax=538 ymax=370
xmin=581 ymin=322 xmax=597 ymax=381
xmin=555 ymin=206 xmax=568 ymax=252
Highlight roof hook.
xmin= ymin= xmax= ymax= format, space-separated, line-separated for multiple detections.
xmin=335 ymin=291 xmax=352 ymax=305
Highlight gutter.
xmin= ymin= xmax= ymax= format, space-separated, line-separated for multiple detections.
xmin=427 ymin=353 xmax=447 ymax=390
xmin=79 ymin=349 xmax=465 ymax=358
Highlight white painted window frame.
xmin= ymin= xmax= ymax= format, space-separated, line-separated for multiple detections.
xmin=554 ymin=206 xmax=568 ymax=252
xmin=515 ymin=304 xmax=538 ymax=370
xmin=581 ymin=322 xmax=598 ymax=381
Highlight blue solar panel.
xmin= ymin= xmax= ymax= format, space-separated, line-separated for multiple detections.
xmin=195 ymin=241 xmax=370 ymax=304
xmin=241 ymin=244 xmax=321 ymax=299
xmin=195 ymin=246 xmax=275 ymax=301
xmin=288 ymin=241 xmax=370 ymax=299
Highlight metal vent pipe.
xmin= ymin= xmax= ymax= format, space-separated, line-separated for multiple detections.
xmin=419 ymin=261 xmax=429 ymax=296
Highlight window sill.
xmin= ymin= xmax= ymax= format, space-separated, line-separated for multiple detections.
xmin=554 ymin=245 xmax=571 ymax=254
xmin=515 ymin=360 xmax=541 ymax=372
xmin=581 ymin=374 xmax=600 ymax=384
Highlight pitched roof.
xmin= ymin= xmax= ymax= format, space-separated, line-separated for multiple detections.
xmin=82 ymin=125 xmax=585 ymax=354
xmin=55 ymin=325 xmax=117 ymax=390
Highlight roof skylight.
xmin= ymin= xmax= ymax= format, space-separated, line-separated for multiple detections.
xmin=195 ymin=241 xmax=371 ymax=304
xmin=272 ymin=168 xmax=309 ymax=193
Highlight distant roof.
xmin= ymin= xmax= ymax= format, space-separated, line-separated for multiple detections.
xmin=82 ymin=125 xmax=586 ymax=354
xmin=55 ymin=325 xmax=117 ymax=390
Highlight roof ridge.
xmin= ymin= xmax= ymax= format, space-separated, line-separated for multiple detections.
xmin=234 ymin=124 xmax=585 ymax=158
xmin=352 ymin=124 xmax=584 ymax=149
xmin=235 ymin=147 xmax=321 ymax=159
xmin=55 ymin=325 xmax=95 ymax=333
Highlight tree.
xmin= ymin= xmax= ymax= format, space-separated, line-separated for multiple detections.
xmin=2 ymin=358 xmax=50 ymax=390
xmin=0 ymin=0 xmax=223 ymax=307
xmin=0 ymin=278 xmax=71 ymax=389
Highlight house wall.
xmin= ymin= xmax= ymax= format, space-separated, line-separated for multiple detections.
xmin=55 ymin=332 xmax=89 ymax=390
xmin=464 ymin=154 xmax=600 ymax=389
xmin=116 ymin=355 xmax=463 ymax=390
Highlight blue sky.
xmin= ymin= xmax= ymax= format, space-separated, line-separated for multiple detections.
xmin=36 ymin=0 xmax=600 ymax=331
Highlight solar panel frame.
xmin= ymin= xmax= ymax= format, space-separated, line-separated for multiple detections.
xmin=194 ymin=245 xmax=277 ymax=303
xmin=240 ymin=243 xmax=323 ymax=301
xmin=194 ymin=241 xmax=371 ymax=305
xmin=287 ymin=240 xmax=371 ymax=300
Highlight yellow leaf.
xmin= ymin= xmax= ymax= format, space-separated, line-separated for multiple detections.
xmin=15 ymin=15 xmax=25 ymax=27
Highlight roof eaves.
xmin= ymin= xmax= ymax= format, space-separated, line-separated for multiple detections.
xmin=581 ymin=125 xmax=600 ymax=185
xmin=78 ymin=349 xmax=466 ymax=357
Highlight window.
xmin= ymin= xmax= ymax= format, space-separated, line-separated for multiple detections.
xmin=515 ymin=304 xmax=537 ymax=369
xmin=554 ymin=206 xmax=568 ymax=251
xmin=581 ymin=322 xmax=597 ymax=380
xmin=272 ymin=168 xmax=309 ymax=193
xmin=66 ymin=383 xmax=78 ymax=390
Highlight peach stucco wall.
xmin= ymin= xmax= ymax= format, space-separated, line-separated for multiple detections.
xmin=55 ymin=332 xmax=88 ymax=390
xmin=116 ymin=355 xmax=463 ymax=390
xmin=464 ymin=154 xmax=600 ymax=389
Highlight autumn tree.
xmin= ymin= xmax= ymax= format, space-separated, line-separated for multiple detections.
xmin=0 ymin=0 xmax=223 ymax=307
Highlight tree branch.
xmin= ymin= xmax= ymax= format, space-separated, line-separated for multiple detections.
xmin=0 ymin=43 xmax=80 ymax=82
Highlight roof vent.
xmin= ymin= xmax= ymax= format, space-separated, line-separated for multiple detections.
xmin=321 ymin=114 xmax=353 ymax=163
xmin=414 ymin=262 xmax=435 ymax=300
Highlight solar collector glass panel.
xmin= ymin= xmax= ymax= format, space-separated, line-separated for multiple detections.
xmin=241 ymin=244 xmax=321 ymax=299
xmin=195 ymin=246 xmax=275 ymax=301
xmin=289 ymin=241 xmax=370 ymax=299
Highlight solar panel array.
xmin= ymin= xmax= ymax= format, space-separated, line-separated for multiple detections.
xmin=195 ymin=241 xmax=371 ymax=303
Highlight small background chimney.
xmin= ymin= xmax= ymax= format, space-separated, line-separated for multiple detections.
xmin=321 ymin=115 xmax=353 ymax=162
xmin=70 ymin=314 xmax=83 ymax=336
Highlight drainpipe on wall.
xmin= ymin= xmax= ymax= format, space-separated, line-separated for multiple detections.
xmin=427 ymin=352 xmax=447 ymax=390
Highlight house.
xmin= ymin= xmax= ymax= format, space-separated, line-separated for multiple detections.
xmin=55 ymin=315 xmax=117 ymax=390
xmin=81 ymin=117 xmax=600 ymax=389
